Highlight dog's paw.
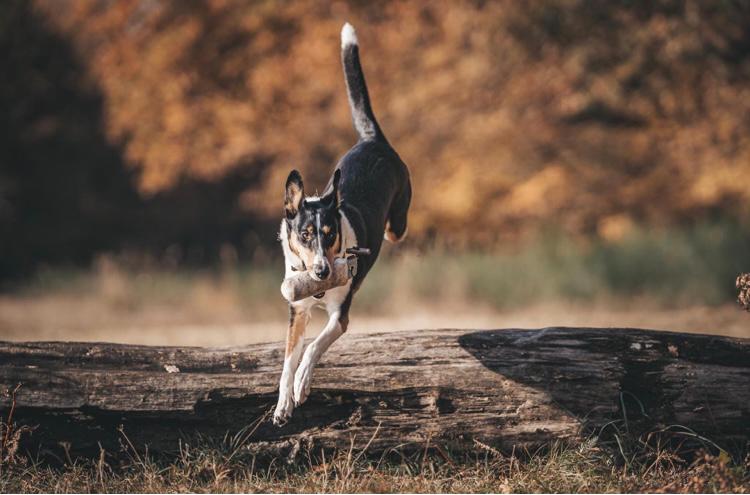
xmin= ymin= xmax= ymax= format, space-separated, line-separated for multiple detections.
xmin=273 ymin=393 xmax=294 ymax=426
xmin=293 ymin=361 xmax=314 ymax=406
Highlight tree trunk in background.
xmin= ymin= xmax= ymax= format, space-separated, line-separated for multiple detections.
xmin=1 ymin=328 xmax=748 ymax=461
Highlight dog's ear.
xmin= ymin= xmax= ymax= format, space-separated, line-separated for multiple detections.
xmin=323 ymin=169 xmax=342 ymax=208
xmin=285 ymin=169 xmax=304 ymax=219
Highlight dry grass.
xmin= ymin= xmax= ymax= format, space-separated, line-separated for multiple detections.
xmin=1 ymin=387 xmax=748 ymax=493
xmin=2 ymin=226 xmax=750 ymax=345
xmin=1 ymin=292 xmax=748 ymax=347
xmin=0 ymin=436 xmax=748 ymax=493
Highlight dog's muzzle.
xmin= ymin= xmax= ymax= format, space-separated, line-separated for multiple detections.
xmin=312 ymin=261 xmax=331 ymax=281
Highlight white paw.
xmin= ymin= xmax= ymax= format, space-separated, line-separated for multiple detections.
xmin=293 ymin=361 xmax=314 ymax=406
xmin=273 ymin=392 xmax=294 ymax=426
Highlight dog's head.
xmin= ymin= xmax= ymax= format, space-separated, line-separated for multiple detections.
xmin=284 ymin=169 xmax=342 ymax=281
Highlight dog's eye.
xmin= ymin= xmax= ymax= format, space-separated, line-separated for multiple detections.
xmin=300 ymin=231 xmax=312 ymax=242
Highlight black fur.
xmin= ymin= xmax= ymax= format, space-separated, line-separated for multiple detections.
xmin=284 ymin=24 xmax=411 ymax=327
xmin=341 ymin=35 xmax=382 ymax=141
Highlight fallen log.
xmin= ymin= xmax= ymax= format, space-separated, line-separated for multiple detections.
xmin=1 ymin=328 xmax=748 ymax=461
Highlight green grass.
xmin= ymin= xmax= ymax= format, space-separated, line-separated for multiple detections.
xmin=380 ymin=220 xmax=750 ymax=310
xmin=10 ymin=221 xmax=750 ymax=314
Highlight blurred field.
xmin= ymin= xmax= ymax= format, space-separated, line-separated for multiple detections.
xmin=2 ymin=222 xmax=747 ymax=345
xmin=1 ymin=1 xmax=749 ymax=342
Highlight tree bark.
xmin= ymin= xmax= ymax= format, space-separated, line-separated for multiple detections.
xmin=1 ymin=328 xmax=748 ymax=460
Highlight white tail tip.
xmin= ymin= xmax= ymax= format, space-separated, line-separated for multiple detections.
xmin=341 ymin=22 xmax=358 ymax=48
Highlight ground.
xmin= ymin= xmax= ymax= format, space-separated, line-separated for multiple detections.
xmin=1 ymin=250 xmax=748 ymax=492
xmin=0 ymin=295 xmax=747 ymax=346
xmin=1 ymin=438 xmax=748 ymax=493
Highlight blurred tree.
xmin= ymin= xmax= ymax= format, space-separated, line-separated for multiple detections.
xmin=3 ymin=0 xmax=750 ymax=279
xmin=0 ymin=0 xmax=275 ymax=281
xmin=0 ymin=0 xmax=141 ymax=279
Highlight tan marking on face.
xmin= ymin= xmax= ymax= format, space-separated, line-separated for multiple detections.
xmin=306 ymin=224 xmax=314 ymax=233
xmin=289 ymin=231 xmax=315 ymax=268
xmin=325 ymin=232 xmax=341 ymax=263
xmin=322 ymin=225 xmax=331 ymax=234
xmin=285 ymin=311 xmax=308 ymax=355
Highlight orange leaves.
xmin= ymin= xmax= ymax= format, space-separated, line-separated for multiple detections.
xmin=30 ymin=0 xmax=750 ymax=244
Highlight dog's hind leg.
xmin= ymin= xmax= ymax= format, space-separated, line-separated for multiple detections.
xmin=273 ymin=304 xmax=310 ymax=425
xmin=293 ymin=290 xmax=352 ymax=405
xmin=384 ymin=180 xmax=411 ymax=243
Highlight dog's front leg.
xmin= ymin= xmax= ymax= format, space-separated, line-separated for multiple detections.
xmin=273 ymin=305 xmax=309 ymax=425
xmin=293 ymin=308 xmax=346 ymax=405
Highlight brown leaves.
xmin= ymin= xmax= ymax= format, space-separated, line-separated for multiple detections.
xmin=29 ymin=0 xmax=750 ymax=244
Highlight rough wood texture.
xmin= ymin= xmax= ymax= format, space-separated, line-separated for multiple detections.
xmin=280 ymin=257 xmax=351 ymax=302
xmin=1 ymin=328 xmax=748 ymax=460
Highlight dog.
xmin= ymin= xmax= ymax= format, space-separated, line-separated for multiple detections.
xmin=273 ymin=22 xmax=412 ymax=425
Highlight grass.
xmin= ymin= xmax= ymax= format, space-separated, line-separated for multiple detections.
xmin=403 ymin=221 xmax=750 ymax=310
xmin=1 ymin=433 xmax=748 ymax=493
xmin=1 ymin=382 xmax=748 ymax=493
xmin=2 ymin=220 xmax=748 ymax=345
xmin=13 ymin=220 xmax=750 ymax=314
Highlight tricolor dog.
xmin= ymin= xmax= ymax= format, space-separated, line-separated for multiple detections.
xmin=273 ymin=23 xmax=412 ymax=425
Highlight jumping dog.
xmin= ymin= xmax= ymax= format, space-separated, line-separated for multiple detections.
xmin=273 ymin=23 xmax=412 ymax=425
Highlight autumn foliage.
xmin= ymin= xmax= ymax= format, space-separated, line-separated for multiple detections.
xmin=2 ymin=0 xmax=750 ymax=276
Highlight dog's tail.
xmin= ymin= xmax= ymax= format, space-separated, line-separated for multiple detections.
xmin=341 ymin=23 xmax=383 ymax=142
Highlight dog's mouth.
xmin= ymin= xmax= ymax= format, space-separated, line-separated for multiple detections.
xmin=309 ymin=262 xmax=333 ymax=282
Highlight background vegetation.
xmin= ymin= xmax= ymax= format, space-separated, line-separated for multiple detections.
xmin=2 ymin=0 xmax=750 ymax=280
xmin=2 ymin=442 xmax=748 ymax=493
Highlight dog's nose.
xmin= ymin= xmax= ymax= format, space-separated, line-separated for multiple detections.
xmin=313 ymin=263 xmax=330 ymax=280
